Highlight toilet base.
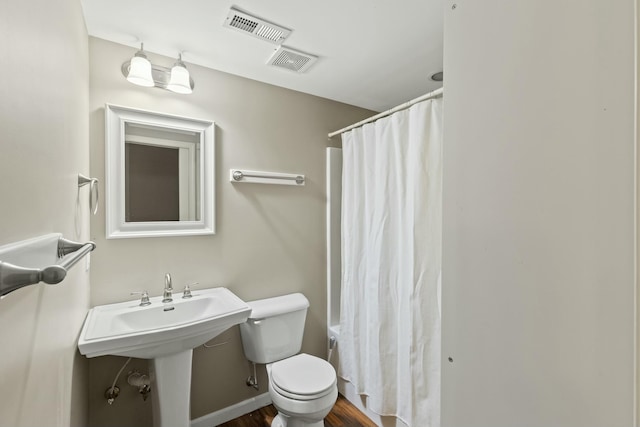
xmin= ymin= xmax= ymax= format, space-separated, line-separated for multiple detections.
xmin=268 ymin=379 xmax=337 ymax=427
xmin=271 ymin=413 xmax=323 ymax=427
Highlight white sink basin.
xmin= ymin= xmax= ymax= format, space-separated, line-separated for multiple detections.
xmin=78 ymin=287 xmax=251 ymax=359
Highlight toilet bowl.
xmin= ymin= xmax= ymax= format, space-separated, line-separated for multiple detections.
xmin=268 ymin=353 xmax=338 ymax=427
xmin=239 ymin=294 xmax=338 ymax=427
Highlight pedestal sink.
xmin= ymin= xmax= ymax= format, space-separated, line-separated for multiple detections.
xmin=78 ymin=287 xmax=251 ymax=427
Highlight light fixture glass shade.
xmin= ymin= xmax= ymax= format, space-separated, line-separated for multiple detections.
xmin=167 ymin=63 xmax=192 ymax=94
xmin=127 ymin=55 xmax=154 ymax=87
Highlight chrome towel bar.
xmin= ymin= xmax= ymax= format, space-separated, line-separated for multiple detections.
xmin=230 ymin=169 xmax=305 ymax=186
xmin=0 ymin=235 xmax=96 ymax=297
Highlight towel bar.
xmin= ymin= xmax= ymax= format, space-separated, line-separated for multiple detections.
xmin=0 ymin=234 xmax=96 ymax=297
xmin=229 ymin=169 xmax=305 ymax=186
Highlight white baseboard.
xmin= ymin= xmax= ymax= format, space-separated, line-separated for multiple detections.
xmin=190 ymin=393 xmax=272 ymax=427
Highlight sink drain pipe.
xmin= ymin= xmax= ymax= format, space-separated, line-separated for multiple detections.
xmin=127 ymin=371 xmax=152 ymax=401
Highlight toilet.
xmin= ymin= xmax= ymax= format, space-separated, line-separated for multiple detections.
xmin=239 ymin=293 xmax=338 ymax=427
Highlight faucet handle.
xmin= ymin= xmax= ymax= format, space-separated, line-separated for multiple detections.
xmin=131 ymin=291 xmax=151 ymax=306
xmin=182 ymin=282 xmax=199 ymax=299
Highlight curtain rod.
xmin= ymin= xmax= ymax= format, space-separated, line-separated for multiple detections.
xmin=328 ymin=87 xmax=444 ymax=139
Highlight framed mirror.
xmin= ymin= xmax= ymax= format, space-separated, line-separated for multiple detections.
xmin=105 ymin=104 xmax=215 ymax=238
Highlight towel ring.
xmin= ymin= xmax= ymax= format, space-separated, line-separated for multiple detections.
xmin=78 ymin=174 xmax=99 ymax=215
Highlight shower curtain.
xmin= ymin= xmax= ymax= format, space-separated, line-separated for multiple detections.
xmin=339 ymin=97 xmax=443 ymax=427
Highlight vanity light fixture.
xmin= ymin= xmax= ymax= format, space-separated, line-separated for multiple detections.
xmin=126 ymin=43 xmax=154 ymax=87
xmin=122 ymin=45 xmax=194 ymax=94
xmin=166 ymin=54 xmax=192 ymax=94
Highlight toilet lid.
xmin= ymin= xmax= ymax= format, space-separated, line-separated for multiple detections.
xmin=271 ymin=353 xmax=336 ymax=398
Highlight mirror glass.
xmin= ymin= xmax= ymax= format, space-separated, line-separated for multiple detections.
xmin=105 ymin=104 xmax=215 ymax=238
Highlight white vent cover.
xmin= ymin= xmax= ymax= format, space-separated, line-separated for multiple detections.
xmin=267 ymin=46 xmax=318 ymax=73
xmin=224 ymin=8 xmax=291 ymax=44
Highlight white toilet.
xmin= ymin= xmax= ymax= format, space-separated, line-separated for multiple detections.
xmin=239 ymin=293 xmax=338 ymax=427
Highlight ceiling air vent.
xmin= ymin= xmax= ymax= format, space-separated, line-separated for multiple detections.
xmin=267 ymin=46 xmax=318 ymax=73
xmin=224 ymin=7 xmax=291 ymax=45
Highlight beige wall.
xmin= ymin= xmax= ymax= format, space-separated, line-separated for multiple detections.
xmin=0 ymin=0 xmax=90 ymax=426
xmin=442 ymin=1 xmax=635 ymax=426
xmin=87 ymin=37 xmax=373 ymax=425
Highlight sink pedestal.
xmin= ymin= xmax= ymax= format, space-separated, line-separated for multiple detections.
xmin=149 ymin=350 xmax=193 ymax=427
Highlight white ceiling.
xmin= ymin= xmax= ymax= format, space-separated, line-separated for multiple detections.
xmin=81 ymin=0 xmax=443 ymax=112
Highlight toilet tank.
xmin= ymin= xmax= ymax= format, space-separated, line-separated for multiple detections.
xmin=240 ymin=293 xmax=310 ymax=364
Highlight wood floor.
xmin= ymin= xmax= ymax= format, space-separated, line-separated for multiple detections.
xmin=218 ymin=394 xmax=377 ymax=427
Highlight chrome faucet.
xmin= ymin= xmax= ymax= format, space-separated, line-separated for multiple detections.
xmin=162 ymin=273 xmax=173 ymax=303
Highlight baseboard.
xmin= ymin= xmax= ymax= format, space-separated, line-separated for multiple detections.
xmin=190 ymin=393 xmax=272 ymax=427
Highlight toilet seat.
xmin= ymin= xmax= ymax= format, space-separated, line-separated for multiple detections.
xmin=270 ymin=353 xmax=337 ymax=401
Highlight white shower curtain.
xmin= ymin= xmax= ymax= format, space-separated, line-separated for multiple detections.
xmin=339 ymin=97 xmax=443 ymax=427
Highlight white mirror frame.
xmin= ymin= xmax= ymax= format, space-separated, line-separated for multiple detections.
xmin=105 ymin=104 xmax=215 ymax=239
